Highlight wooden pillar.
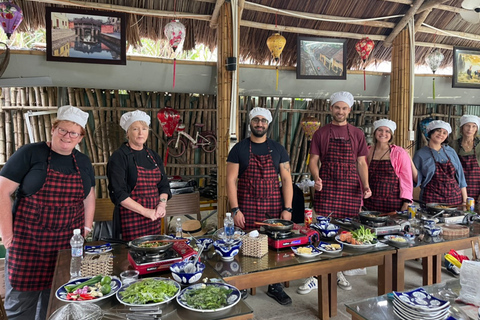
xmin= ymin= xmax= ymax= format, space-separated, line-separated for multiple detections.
xmin=390 ymin=28 xmax=412 ymax=155
xmin=217 ymin=2 xmax=235 ymax=227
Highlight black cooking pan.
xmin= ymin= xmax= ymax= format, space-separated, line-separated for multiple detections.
xmin=105 ymin=235 xmax=175 ymax=253
xmin=358 ymin=211 xmax=389 ymax=223
xmin=262 ymin=219 xmax=294 ymax=231
xmin=414 ymin=199 xmax=459 ymax=214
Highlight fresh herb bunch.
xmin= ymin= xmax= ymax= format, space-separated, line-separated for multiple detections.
xmin=351 ymin=226 xmax=376 ymax=244
xmin=120 ymin=279 xmax=178 ymax=304
xmin=183 ymin=284 xmax=233 ymax=310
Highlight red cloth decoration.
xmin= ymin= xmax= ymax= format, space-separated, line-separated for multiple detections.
xmin=157 ymin=108 xmax=180 ymax=137
xmin=448 ymin=249 xmax=469 ymax=263
xmin=355 ymin=37 xmax=375 ymax=90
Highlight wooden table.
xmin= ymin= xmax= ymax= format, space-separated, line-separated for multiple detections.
xmin=392 ymin=222 xmax=480 ymax=291
xmin=207 ymin=244 xmax=395 ymax=320
xmin=46 ymin=244 xmax=254 ymax=320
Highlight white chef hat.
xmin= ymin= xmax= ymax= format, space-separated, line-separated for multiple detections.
xmin=460 ymin=115 xmax=480 ymax=128
xmin=330 ymin=91 xmax=354 ymax=108
xmin=120 ymin=110 xmax=151 ymax=132
xmin=57 ymin=105 xmax=89 ymax=129
xmin=426 ymin=120 xmax=452 ymax=134
xmin=373 ymin=119 xmax=397 ymax=135
xmin=249 ymin=107 xmax=272 ymax=123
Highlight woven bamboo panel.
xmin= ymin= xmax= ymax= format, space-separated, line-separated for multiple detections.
xmin=241 ymin=234 xmax=268 ymax=258
xmin=81 ymin=254 xmax=113 ymax=277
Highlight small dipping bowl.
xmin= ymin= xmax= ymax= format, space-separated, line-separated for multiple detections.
xmin=425 ymin=227 xmax=442 ymax=237
xmin=316 ymin=216 xmax=331 ymax=226
xmin=120 ymin=270 xmax=139 ymax=285
xmin=213 ymin=239 xmax=242 ymax=261
xmin=318 ymin=223 xmax=340 ymax=238
xmin=170 ymin=260 xmax=206 ymax=285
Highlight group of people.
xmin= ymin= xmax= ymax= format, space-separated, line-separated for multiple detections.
xmin=2 ymin=92 xmax=479 ymax=317
xmin=0 ymin=106 xmax=171 ymax=319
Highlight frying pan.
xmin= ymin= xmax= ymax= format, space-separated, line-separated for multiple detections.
xmin=358 ymin=211 xmax=389 ymax=223
xmin=105 ymin=235 xmax=175 ymax=253
xmin=414 ymin=199 xmax=459 ymax=214
xmin=262 ymin=219 xmax=294 ymax=231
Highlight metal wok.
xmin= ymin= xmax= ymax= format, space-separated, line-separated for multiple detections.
xmin=425 ymin=203 xmax=459 ymax=213
xmin=105 ymin=235 xmax=175 ymax=253
xmin=358 ymin=211 xmax=389 ymax=223
xmin=262 ymin=219 xmax=294 ymax=231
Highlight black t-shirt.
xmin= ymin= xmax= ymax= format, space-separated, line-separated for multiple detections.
xmin=227 ymin=138 xmax=290 ymax=177
xmin=0 ymin=142 xmax=95 ymax=198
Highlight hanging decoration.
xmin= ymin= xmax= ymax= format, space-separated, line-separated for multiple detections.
xmin=300 ymin=116 xmax=321 ymax=165
xmin=355 ymin=37 xmax=375 ymax=91
xmin=425 ymin=50 xmax=444 ymax=100
xmin=266 ymin=13 xmax=286 ymax=91
xmin=157 ymin=107 xmax=181 ymax=166
xmin=164 ymin=19 xmax=186 ymax=89
xmin=0 ymin=1 xmax=23 ymax=39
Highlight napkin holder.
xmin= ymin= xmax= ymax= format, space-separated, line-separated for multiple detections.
xmin=241 ymin=234 xmax=268 ymax=258
xmin=81 ymin=253 xmax=113 ymax=277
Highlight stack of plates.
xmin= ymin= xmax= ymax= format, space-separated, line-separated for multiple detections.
xmin=392 ymin=288 xmax=450 ymax=320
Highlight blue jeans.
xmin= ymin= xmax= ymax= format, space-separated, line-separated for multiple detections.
xmin=4 ymin=251 xmax=51 ymax=320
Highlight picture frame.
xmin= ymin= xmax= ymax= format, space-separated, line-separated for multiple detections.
xmin=452 ymin=46 xmax=480 ymax=89
xmin=46 ymin=7 xmax=126 ymax=65
xmin=296 ymin=36 xmax=347 ymax=80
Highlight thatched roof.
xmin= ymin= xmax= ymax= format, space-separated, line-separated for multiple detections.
xmin=20 ymin=0 xmax=480 ymax=70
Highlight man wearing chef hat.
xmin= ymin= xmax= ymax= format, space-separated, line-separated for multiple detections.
xmin=301 ymin=91 xmax=370 ymax=293
xmin=226 ymin=107 xmax=294 ymax=305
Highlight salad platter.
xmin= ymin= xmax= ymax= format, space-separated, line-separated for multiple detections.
xmin=335 ymin=226 xmax=378 ymax=250
xmin=116 ymin=277 xmax=181 ymax=307
xmin=56 ymin=275 xmax=121 ymax=303
xmin=177 ymin=282 xmax=241 ymax=312
xmin=291 ymin=245 xmax=322 ymax=258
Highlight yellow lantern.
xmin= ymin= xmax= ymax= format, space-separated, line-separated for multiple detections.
xmin=266 ymin=33 xmax=286 ymax=90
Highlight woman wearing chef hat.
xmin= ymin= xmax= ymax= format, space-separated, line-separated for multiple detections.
xmin=107 ymin=110 xmax=171 ymax=241
xmin=413 ymin=120 xmax=467 ymax=206
xmin=0 ymin=105 xmax=95 ymax=319
xmin=363 ymin=119 xmax=415 ymax=212
xmin=451 ymin=115 xmax=480 ymax=208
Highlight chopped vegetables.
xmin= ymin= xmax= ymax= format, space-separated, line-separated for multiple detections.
xmin=119 ymin=279 xmax=179 ymax=305
xmin=63 ymin=275 xmax=112 ymax=301
xmin=64 ymin=275 xmax=102 ymax=293
xmin=182 ymin=284 xmax=233 ymax=310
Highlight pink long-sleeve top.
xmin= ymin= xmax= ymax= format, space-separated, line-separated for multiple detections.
xmin=367 ymin=144 xmax=414 ymax=202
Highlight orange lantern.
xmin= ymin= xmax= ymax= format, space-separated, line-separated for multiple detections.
xmin=301 ymin=116 xmax=321 ymax=165
xmin=355 ymin=37 xmax=375 ymax=91
xmin=266 ymin=33 xmax=286 ymax=90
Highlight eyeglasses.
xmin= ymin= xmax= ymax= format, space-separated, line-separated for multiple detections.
xmin=251 ymin=118 xmax=269 ymax=125
xmin=57 ymin=127 xmax=82 ymax=138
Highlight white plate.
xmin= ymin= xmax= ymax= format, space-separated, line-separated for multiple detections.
xmin=383 ymin=235 xmax=410 ymax=247
xmin=317 ymin=241 xmax=343 ymax=254
xmin=177 ymin=282 xmax=241 ymax=312
xmin=116 ymin=277 xmax=181 ymax=307
xmin=291 ymin=245 xmax=322 ymax=258
xmin=393 ymin=287 xmax=450 ymax=312
xmin=334 ymin=235 xmax=378 ymax=250
xmin=55 ymin=276 xmax=121 ymax=303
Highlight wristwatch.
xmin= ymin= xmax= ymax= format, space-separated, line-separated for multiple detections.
xmin=231 ymin=207 xmax=240 ymax=217
xmin=283 ymin=207 xmax=293 ymax=213
xmin=159 ymin=198 xmax=167 ymax=203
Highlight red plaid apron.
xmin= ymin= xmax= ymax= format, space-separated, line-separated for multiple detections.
xmin=8 ymin=150 xmax=84 ymax=291
xmin=460 ymin=154 xmax=480 ymax=199
xmin=119 ymin=149 xmax=162 ymax=241
xmin=237 ymin=140 xmax=282 ymax=230
xmin=422 ymin=147 xmax=462 ymax=204
xmin=314 ymin=125 xmax=362 ymax=219
xmin=363 ymin=160 xmax=401 ymax=213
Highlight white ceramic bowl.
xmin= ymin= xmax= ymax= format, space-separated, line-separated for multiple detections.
xmin=213 ymin=239 xmax=242 ymax=261
xmin=170 ymin=260 xmax=206 ymax=285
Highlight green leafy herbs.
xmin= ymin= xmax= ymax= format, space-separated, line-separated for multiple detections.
xmin=119 ymin=279 xmax=178 ymax=305
xmin=182 ymin=284 xmax=233 ymax=310
xmin=351 ymin=226 xmax=376 ymax=244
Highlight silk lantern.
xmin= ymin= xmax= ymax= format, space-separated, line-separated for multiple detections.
xmin=300 ymin=116 xmax=321 ymax=165
xmin=0 ymin=1 xmax=23 ymax=39
xmin=266 ymin=33 xmax=286 ymax=90
xmin=157 ymin=107 xmax=181 ymax=166
xmin=164 ymin=20 xmax=186 ymax=89
xmin=355 ymin=37 xmax=375 ymax=91
xmin=425 ymin=50 xmax=444 ymax=100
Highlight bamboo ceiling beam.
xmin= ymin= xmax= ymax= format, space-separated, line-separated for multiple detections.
xmin=383 ymin=0 xmax=465 ymax=13
xmin=384 ymin=0 xmax=425 ymax=47
xmin=210 ymin=0 xmax=225 ymax=28
xmin=414 ymin=10 xmax=431 ymax=32
xmin=417 ymin=0 xmax=450 ymax=13
xmin=417 ymin=26 xmax=480 ymax=41
xmin=27 ymin=0 xmax=211 ymax=21
xmin=239 ymin=0 xmax=245 ymax=20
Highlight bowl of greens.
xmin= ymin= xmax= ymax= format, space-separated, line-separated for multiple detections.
xmin=170 ymin=261 xmax=205 ymax=285
xmin=116 ymin=277 xmax=181 ymax=306
xmin=177 ymin=282 xmax=241 ymax=312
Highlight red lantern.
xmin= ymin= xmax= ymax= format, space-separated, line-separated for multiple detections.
xmin=355 ymin=37 xmax=375 ymax=91
xmin=164 ymin=20 xmax=186 ymax=89
xmin=0 ymin=1 xmax=22 ymax=39
xmin=157 ymin=107 xmax=181 ymax=167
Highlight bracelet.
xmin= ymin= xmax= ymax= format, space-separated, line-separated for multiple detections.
xmin=84 ymin=226 xmax=92 ymax=232
xmin=231 ymin=207 xmax=240 ymax=217
xmin=283 ymin=207 xmax=293 ymax=213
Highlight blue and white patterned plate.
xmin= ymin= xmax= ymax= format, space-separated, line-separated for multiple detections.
xmin=393 ymin=287 xmax=450 ymax=312
xmin=177 ymin=282 xmax=241 ymax=312
xmin=56 ymin=276 xmax=121 ymax=303
xmin=317 ymin=241 xmax=343 ymax=254
xmin=393 ymin=300 xmax=449 ymax=320
xmin=291 ymin=245 xmax=322 ymax=258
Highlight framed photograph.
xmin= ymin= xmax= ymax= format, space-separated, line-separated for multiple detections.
xmin=452 ymin=46 xmax=480 ymax=88
xmin=296 ymin=36 xmax=347 ymax=80
xmin=46 ymin=7 xmax=126 ymax=65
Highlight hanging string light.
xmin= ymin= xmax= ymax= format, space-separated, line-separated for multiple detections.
xmin=355 ymin=37 xmax=375 ymax=91
xmin=0 ymin=1 xmax=23 ymax=39
xmin=164 ymin=0 xmax=185 ymax=89
xmin=266 ymin=12 xmax=286 ymax=91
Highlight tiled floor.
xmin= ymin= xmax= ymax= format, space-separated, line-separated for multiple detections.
xmin=242 ymin=260 xmax=459 ymax=320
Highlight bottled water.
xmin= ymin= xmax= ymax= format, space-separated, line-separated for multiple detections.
xmin=70 ymin=229 xmax=84 ymax=279
xmin=224 ymin=212 xmax=235 ymax=242
xmin=175 ymin=218 xmax=183 ymax=237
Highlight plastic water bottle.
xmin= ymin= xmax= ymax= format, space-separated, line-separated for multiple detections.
xmin=175 ymin=218 xmax=183 ymax=237
xmin=224 ymin=212 xmax=235 ymax=242
xmin=70 ymin=229 xmax=84 ymax=279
